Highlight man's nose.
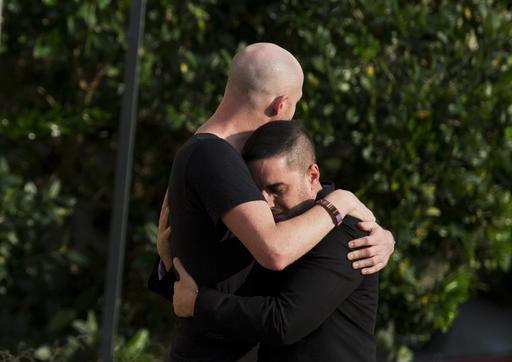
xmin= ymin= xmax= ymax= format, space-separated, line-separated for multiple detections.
xmin=262 ymin=190 xmax=275 ymax=208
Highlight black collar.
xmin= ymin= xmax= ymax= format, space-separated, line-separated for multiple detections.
xmin=317 ymin=182 xmax=335 ymax=200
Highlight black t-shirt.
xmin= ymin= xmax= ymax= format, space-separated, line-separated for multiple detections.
xmin=166 ymin=133 xmax=264 ymax=361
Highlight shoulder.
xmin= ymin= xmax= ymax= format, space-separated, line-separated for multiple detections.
xmin=179 ymin=134 xmax=246 ymax=175
xmin=190 ymin=133 xmax=237 ymax=153
xmin=176 ymin=133 xmax=235 ymax=157
xmin=186 ymin=134 xmax=242 ymax=164
xmin=309 ymin=215 xmax=368 ymax=255
xmin=338 ymin=215 xmax=369 ymax=239
xmin=327 ymin=215 xmax=368 ymax=242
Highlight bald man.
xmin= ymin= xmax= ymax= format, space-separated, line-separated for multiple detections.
xmin=149 ymin=43 xmax=395 ymax=362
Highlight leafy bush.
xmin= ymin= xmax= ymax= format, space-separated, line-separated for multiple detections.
xmin=0 ymin=311 xmax=157 ymax=361
xmin=0 ymin=157 xmax=76 ymax=346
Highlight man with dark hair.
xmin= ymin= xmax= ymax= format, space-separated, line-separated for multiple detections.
xmin=172 ymin=120 xmax=379 ymax=362
xmin=150 ymin=43 xmax=394 ymax=361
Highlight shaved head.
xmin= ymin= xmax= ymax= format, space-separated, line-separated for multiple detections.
xmin=225 ymin=43 xmax=303 ymax=108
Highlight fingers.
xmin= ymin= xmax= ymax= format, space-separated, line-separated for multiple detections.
xmin=350 ymin=254 xmax=385 ymax=271
xmin=352 ymin=256 xmax=375 ymax=268
xmin=360 ymin=263 xmax=384 ymax=275
xmin=357 ymin=221 xmax=378 ymax=232
xmin=157 ymin=190 xmax=172 ymax=270
xmin=160 ymin=193 xmax=168 ymax=215
xmin=348 ymin=236 xmax=373 ymax=249
xmin=348 ymin=247 xmax=384 ymax=265
xmin=348 ymin=224 xmax=394 ymax=273
xmin=159 ymin=190 xmax=170 ymax=225
xmin=160 ymin=206 xmax=169 ymax=223
xmin=347 ymin=246 xmax=371 ymax=260
xmin=348 ymin=248 xmax=384 ymax=265
xmin=159 ymin=201 xmax=169 ymax=224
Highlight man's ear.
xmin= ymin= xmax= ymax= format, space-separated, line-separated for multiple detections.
xmin=272 ymin=95 xmax=289 ymax=116
xmin=306 ymin=163 xmax=321 ymax=190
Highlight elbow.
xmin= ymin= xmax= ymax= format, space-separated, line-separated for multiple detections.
xmin=261 ymin=298 xmax=307 ymax=345
xmin=269 ymin=321 xmax=304 ymax=345
xmin=257 ymin=249 xmax=289 ymax=271
xmin=254 ymin=234 xmax=295 ymax=270
xmin=258 ymin=257 xmax=287 ymax=271
xmin=280 ymin=333 xmax=302 ymax=345
xmin=268 ymin=260 xmax=287 ymax=272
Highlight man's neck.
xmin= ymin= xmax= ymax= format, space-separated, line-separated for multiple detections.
xmin=196 ymin=107 xmax=265 ymax=152
xmin=316 ymin=182 xmax=335 ymax=200
xmin=223 ymin=131 xmax=254 ymax=152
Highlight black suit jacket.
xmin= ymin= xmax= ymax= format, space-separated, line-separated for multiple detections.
xmin=194 ymin=214 xmax=379 ymax=362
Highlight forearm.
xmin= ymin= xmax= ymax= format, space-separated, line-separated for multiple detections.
xmin=195 ymin=288 xmax=300 ymax=345
xmin=265 ymin=204 xmax=337 ymax=270
xmin=194 ymin=276 xmax=359 ymax=345
xmin=253 ymin=198 xmax=364 ymax=270
xmin=224 ymin=190 xmax=373 ymax=271
xmin=224 ymin=201 xmax=336 ymax=271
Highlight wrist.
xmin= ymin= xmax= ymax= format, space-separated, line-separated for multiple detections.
xmin=324 ymin=190 xmax=352 ymax=218
xmin=316 ymin=198 xmax=343 ymax=227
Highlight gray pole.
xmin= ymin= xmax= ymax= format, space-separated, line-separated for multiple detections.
xmin=99 ymin=0 xmax=146 ymax=360
xmin=0 ymin=0 xmax=3 ymax=46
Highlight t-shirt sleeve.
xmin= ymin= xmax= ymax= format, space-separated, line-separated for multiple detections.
xmin=187 ymin=138 xmax=265 ymax=223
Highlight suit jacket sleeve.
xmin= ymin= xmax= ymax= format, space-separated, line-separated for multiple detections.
xmin=147 ymin=256 xmax=177 ymax=301
xmin=194 ymin=216 xmax=368 ymax=345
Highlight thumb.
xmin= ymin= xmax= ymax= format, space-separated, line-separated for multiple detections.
xmin=173 ymin=257 xmax=185 ymax=279
xmin=173 ymin=257 xmax=192 ymax=281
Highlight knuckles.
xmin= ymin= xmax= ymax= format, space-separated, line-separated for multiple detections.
xmin=360 ymin=237 xmax=370 ymax=246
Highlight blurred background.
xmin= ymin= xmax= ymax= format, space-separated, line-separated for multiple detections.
xmin=0 ymin=0 xmax=511 ymax=361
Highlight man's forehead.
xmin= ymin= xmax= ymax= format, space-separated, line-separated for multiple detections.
xmin=248 ymin=154 xmax=289 ymax=174
xmin=248 ymin=155 xmax=303 ymax=189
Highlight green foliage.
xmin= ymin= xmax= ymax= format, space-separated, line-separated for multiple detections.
xmin=0 ymin=311 xmax=158 ymax=361
xmin=1 ymin=0 xmax=511 ymax=359
xmin=0 ymin=157 xmax=78 ymax=343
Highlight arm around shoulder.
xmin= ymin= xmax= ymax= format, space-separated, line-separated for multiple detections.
xmin=222 ymin=188 xmax=373 ymax=271
xmin=222 ymin=200 xmax=335 ymax=270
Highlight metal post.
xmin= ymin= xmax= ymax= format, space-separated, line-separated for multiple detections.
xmin=0 ymin=0 xmax=3 ymax=45
xmin=100 ymin=0 xmax=146 ymax=360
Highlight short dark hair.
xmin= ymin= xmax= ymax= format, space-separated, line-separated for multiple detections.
xmin=242 ymin=120 xmax=316 ymax=171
